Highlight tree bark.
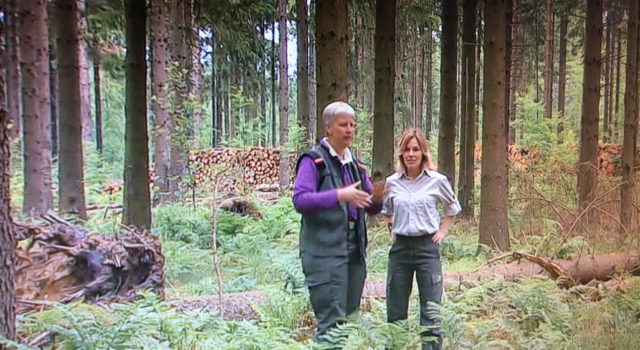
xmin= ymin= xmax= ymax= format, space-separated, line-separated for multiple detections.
xmin=459 ymin=0 xmax=477 ymax=219
xmin=297 ymin=0 xmax=310 ymax=145
xmin=425 ymin=26 xmax=433 ymax=139
xmin=5 ymin=0 xmax=21 ymax=141
xmin=603 ymin=6 xmax=613 ymax=143
xmin=620 ymin=0 xmax=639 ymax=234
xmin=542 ymin=0 xmax=553 ymax=119
xmin=613 ymin=19 xmax=622 ymax=143
xmin=77 ymin=0 xmax=92 ymax=142
xmin=168 ymin=0 xmax=189 ymax=200
xmin=18 ymin=0 xmax=54 ymax=218
xmin=504 ymin=0 xmax=513 ymax=146
xmin=211 ymin=33 xmax=220 ymax=147
xmin=56 ymin=0 xmax=86 ymax=218
xmin=278 ymin=0 xmax=289 ymax=190
xmin=271 ymin=21 xmax=277 ymax=146
xmin=315 ymin=0 xmax=349 ymax=140
xmin=0 ymin=9 xmax=17 ymax=341
xmin=480 ymin=0 xmax=510 ymax=252
xmin=577 ymin=0 xmax=603 ymax=214
xmin=309 ymin=0 xmax=317 ymax=141
xmin=557 ymin=13 xmax=568 ymax=138
xmin=417 ymin=30 xmax=425 ymax=132
xmin=151 ymin=0 xmax=172 ymax=205
xmin=507 ymin=0 xmax=518 ymax=144
xmin=123 ymin=0 xmax=151 ymax=230
xmin=48 ymin=16 xmax=58 ymax=160
xmin=93 ymin=51 xmax=102 ymax=154
xmin=372 ymin=0 xmax=395 ymax=182
xmin=438 ymin=0 xmax=458 ymax=182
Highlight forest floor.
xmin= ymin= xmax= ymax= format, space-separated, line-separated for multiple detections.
xmin=7 ymin=143 xmax=640 ymax=349
xmin=9 ymin=196 xmax=640 ymax=350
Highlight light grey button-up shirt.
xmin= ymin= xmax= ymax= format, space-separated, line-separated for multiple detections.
xmin=381 ymin=169 xmax=461 ymax=236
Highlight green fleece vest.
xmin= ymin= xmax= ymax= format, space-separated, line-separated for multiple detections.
xmin=295 ymin=145 xmax=368 ymax=257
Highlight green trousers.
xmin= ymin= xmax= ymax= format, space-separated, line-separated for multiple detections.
xmin=387 ymin=234 xmax=443 ymax=350
xmin=301 ymin=230 xmax=366 ymax=339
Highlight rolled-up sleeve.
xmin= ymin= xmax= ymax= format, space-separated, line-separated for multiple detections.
xmin=381 ymin=182 xmax=394 ymax=216
xmin=439 ymin=177 xmax=461 ymax=217
xmin=292 ymin=156 xmax=338 ymax=213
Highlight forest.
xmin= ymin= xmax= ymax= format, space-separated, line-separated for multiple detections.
xmin=1 ymin=0 xmax=640 ymax=348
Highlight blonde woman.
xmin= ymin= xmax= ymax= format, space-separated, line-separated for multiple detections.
xmin=381 ymin=128 xmax=461 ymax=350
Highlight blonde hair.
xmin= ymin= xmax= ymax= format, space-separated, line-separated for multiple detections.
xmin=395 ymin=128 xmax=436 ymax=173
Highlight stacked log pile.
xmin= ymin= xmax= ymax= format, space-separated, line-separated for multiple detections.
xmin=15 ymin=215 xmax=164 ymax=313
xmin=189 ymin=147 xmax=295 ymax=189
xmin=597 ymin=143 xmax=640 ymax=176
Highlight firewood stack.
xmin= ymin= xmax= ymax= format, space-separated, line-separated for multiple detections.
xmin=189 ymin=147 xmax=296 ymax=192
xmin=596 ymin=143 xmax=640 ymax=176
xmin=15 ymin=215 xmax=164 ymax=313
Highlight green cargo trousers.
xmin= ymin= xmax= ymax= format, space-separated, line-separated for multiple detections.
xmin=387 ymin=234 xmax=443 ymax=350
xmin=301 ymin=229 xmax=366 ymax=339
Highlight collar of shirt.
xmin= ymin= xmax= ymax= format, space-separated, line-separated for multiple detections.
xmin=321 ymin=137 xmax=353 ymax=165
xmin=399 ymin=168 xmax=432 ymax=180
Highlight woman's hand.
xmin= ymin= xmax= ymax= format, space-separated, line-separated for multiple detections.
xmin=432 ymin=229 xmax=447 ymax=244
xmin=433 ymin=215 xmax=455 ymax=244
xmin=337 ymin=181 xmax=372 ymax=208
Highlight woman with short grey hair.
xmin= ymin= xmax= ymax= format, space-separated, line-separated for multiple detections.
xmin=292 ymin=101 xmax=381 ymax=341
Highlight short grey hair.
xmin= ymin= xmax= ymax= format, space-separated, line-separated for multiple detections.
xmin=322 ymin=101 xmax=356 ymax=128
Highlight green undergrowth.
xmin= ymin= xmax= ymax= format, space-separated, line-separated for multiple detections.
xmin=15 ymin=276 xmax=640 ymax=349
xmin=12 ymin=188 xmax=640 ymax=348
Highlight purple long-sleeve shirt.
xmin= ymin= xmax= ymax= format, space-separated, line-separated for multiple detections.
xmin=293 ymin=142 xmax=381 ymax=219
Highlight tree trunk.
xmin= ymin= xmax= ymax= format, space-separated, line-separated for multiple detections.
xmin=123 ymin=0 xmax=151 ymax=230
xmin=5 ymin=0 xmax=21 ymax=141
xmin=620 ymin=0 xmax=639 ymax=234
xmin=278 ymin=0 xmax=289 ymax=190
xmin=18 ymin=0 xmax=54 ymax=218
xmin=309 ymin=0 xmax=317 ymax=141
xmin=168 ymin=0 xmax=189 ymax=200
xmin=77 ymin=0 xmax=92 ymax=142
xmin=577 ymin=0 xmax=603 ymax=214
xmin=271 ymin=21 xmax=277 ymax=146
xmin=297 ymin=0 xmax=311 ymax=145
xmin=476 ymin=5 xmax=483 ymax=143
xmin=93 ymin=52 xmax=102 ymax=154
xmin=187 ymin=1 xmax=203 ymax=133
xmin=505 ymin=0 xmax=513 ymax=145
xmin=426 ymin=26 xmax=433 ymax=139
xmin=459 ymin=0 xmax=477 ymax=219
xmin=613 ymin=19 xmax=622 ymax=143
xmin=151 ymin=0 xmax=172 ymax=205
xmin=371 ymin=0 xmax=395 ymax=182
xmin=211 ymin=34 xmax=220 ymax=147
xmin=603 ymin=7 xmax=613 ymax=143
xmin=446 ymin=250 xmax=640 ymax=286
xmin=557 ymin=13 xmax=568 ymax=138
xmin=417 ymin=30 xmax=425 ymax=132
xmin=0 ymin=9 xmax=17 ymax=341
xmin=315 ymin=0 xmax=349 ymax=140
xmin=508 ymin=0 xmax=518 ymax=144
xmin=48 ymin=20 xmax=58 ymax=159
xmin=543 ymin=0 xmax=553 ymax=119
xmin=56 ymin=0 xmax=86 ymax=218
xmin=438 ymin=0 xmax=458 ymax=182
xmin=480 ymin=0 xmax=510 ymax=252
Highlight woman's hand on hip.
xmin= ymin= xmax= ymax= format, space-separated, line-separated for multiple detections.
xmin=433 ymin=229 xmax=447 ymax=244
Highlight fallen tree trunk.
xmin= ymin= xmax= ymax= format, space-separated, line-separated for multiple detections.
xmin=446 ymin=250 xmax=640 ymax=287
xmin=15 ymin=216 xmax=164 ymax=313
xmin=171 ymin=250 xmax=640 ymax=320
